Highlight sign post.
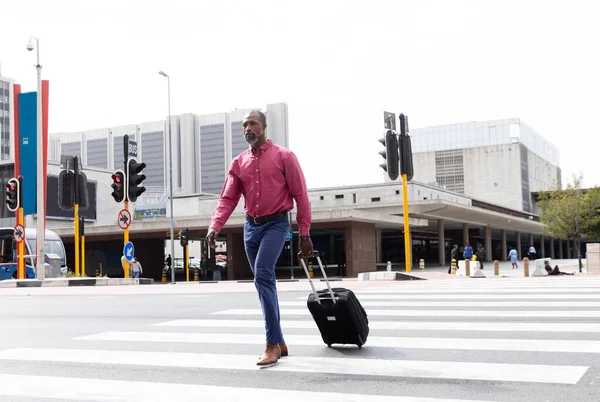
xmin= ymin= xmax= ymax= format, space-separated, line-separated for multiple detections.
xmin=14 ymin=222 xmax=25 ymax=279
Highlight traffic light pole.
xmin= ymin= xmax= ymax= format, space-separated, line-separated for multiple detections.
xmin=80 ymin=217 xmax=85 ymax=277
xmin=402 ymin=173 xmax=411 ymax=272
xmin=74 ymin=156 xmax=80 ymax=277
xmin=17 ymin=206 xmax=25 ymax=279
xmin=184 ymin=242 xmax=189 ymax=282
xmin=123 ymin=199 xmax=130 ymax=279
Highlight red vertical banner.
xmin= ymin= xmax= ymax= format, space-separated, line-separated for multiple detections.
xmin=13 ymin=84 xmax=22 ymax=227
xmin=13 ymin=84 xmax=21 ymax=177
xmin=42 ymin=80 xmax=49 ymax=229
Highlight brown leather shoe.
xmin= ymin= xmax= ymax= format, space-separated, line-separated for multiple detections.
xmin=257 ymin=343 xmax=281 ymax=366
xmin=279 ymin=343 xmax=288 ymax=357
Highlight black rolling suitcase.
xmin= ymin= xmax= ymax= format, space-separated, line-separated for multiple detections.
xmin=300 ymin=252 xmax=369 ymax=348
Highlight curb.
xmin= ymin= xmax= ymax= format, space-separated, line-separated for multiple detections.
xmin=0 ymin=278 xmax=154 ymax=287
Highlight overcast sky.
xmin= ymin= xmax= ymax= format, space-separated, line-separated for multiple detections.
xmin=1 ymin=0 xmax=598 ymax=190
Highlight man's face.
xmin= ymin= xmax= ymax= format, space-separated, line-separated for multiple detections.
xmin=242 ymin=113 xmax=266 ymax=146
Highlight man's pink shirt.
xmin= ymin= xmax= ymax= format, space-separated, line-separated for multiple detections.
xmin=209 ymin=140 xmax=312 ymax=236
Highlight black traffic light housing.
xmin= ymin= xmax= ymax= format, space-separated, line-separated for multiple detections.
xmin=180 ymin=228 xmax=188 ymax=247
xmin=111 ymin=170 xmax=126 ymax=203
xmin=399 ymin=114 xmax=414 ymax=181
xmin=5 ymin=177 xmax=21 ymax=212
xmin=378 ymin=130 xmax=400 ymax=181
xmin=127 ymin=158 xmax=147 ymax=203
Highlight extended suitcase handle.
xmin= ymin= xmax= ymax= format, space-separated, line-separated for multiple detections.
xmin=299 ymin=251 xmax=337 ymax=305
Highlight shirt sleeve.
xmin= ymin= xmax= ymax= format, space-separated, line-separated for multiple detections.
xmin=283 ymin=151 xmax=311 ymax=236
xmin=209 ymin=160 xmax=243 ymax=233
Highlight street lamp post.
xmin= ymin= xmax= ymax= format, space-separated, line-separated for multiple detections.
xmin=27 ymin=37 xmax=45 ymax=280
xmin=158 ymin=71 xmax=175 ymax=283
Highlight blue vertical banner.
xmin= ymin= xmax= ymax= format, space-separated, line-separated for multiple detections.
xmin=18 ymin=92 xmax=38 ymax=215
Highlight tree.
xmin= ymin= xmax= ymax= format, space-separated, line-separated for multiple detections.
xmin=537 ymin=175 xmax=600 ymax=252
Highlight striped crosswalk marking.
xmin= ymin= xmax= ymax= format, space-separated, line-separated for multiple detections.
xmin=211 ymin=308 xmax=600 ymax=318
xmin=300 ymin=293 xmax=600 ymax=300
xmin=0 ymin=348 xmax=587 ymax=385
xmin=153 ymin=318 xmax=600 ymax=333
xmin=1 ymin=277 xmax=598 ymax=400
xmin=281 ymin=300 xmax=600 ymax=307
xmin=74 ymin=330 xmax=600 ymax=354
xmin=0 ymin=373 xmax=498 ymax=402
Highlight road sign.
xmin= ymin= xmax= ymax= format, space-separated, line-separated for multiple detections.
xmin=14 ymin=224 xmax=25 ymax=243
xmin=123 ymin=242 xmax=135 ymax=262
xmin=128 ymin=140 xmax=138 ymax=158
xmin=117 ymin=209 xmax=132 ymax=230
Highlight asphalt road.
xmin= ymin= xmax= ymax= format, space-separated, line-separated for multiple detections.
xmin=0 ymin=277 xmax=599 ymax=401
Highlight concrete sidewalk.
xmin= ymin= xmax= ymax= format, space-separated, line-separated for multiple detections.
xmin=384 ymin=258 xmax=589 ymax=279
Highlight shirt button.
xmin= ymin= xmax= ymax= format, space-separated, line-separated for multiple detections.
xmin=256 ymin=181 xmax=259 ymax=183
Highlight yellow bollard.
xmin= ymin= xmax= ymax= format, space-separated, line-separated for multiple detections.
xmin=524 ymin=257 xmax=529 ymax=277
xmin=194 ymin=267 xmax=199 ymax=282
xmin=451 ymin=259 xmax=457 ymax=275
xmin=419 ymin=259 xmax=425 ymax=271
xmin=95 ymin=269 xmax=100 ymax=277
xmin=162 ymin=268 xmax=167 ymax=283
xmin=308 ymin=261 xmax=314 ymax=278
xmin=465 ymin=259 xmax=471 ymax=277
xmin=494 ymin=260 xmax=499 ymax=276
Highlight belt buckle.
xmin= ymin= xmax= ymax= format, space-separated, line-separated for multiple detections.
xmin=253 ymin=216 xmax=261 ymax=225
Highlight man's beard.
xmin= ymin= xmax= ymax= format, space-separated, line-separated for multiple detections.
xmin=245 ymin=133 xmax=259 ymax=145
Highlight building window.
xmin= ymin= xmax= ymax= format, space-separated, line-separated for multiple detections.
xmin=335 ymin=194 xmax=344 ymax=199
xmin=353 ymin=193 xmax=356 ymax=203
xmin=371 ymin=197 xmax=381 ymax=202
xmin=319 ymin=196 xmax=324 ymax=200
xmin=395 ymin=190 xmax=400 ymax=195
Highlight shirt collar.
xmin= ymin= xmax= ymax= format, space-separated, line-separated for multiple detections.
xmin=251 ymin=139 xmax=273 ymax=155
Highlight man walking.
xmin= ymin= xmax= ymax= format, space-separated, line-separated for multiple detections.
xmin=207 ymin=110 xmax=313 ymax=367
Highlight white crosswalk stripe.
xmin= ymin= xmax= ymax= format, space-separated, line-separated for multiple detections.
xmin=0 ymin=278 xmax=599 ymax=401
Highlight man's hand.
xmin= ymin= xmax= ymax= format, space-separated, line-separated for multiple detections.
xmin=299 ymin=236 xmax=314 ymax=258
xmin=206 ymin=228 xmax=218 ymax=248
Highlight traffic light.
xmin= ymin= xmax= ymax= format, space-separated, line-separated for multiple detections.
xmin=111 ymin=170 xmax=126 ymax=203
xmin=399 ymin=114 xmax=414 ymax=181
xmin=378 ymin=130 xmax=399 ymax=181
xmin=5 ymin=177 xmax=20 ymax=212
xmin=127 ymin=158 xmax=147 ymax=203
xmin=180 ymin=228 xmax=188 ymax=247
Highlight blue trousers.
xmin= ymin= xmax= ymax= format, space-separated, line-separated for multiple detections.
xmin=244 ymin=216 xmax=289 ymax=344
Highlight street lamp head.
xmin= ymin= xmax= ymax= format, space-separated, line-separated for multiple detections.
xmin=26 ymin=42 xmax=34 ymax=51
xmin=158 ymin=71 xmax=168 ymax=77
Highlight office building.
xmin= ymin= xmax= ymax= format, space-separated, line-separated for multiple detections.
xmin=48 ymin=102 xmax=290 ymax=211
xmin=0 ymin=75 xmax=14 ymax=162
xmin=393 ymin=118 xmax=561 ymax=212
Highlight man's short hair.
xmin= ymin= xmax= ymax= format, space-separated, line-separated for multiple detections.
xmin=247 ymin=110 xmax=266 ymax=125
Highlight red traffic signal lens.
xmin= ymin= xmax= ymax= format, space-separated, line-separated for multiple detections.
xmin=6 ymin=183 xmax=15 ymax=191
xmin=112 ymin=174 xmax=122 ymax=183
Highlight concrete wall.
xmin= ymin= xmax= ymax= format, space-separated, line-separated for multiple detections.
xmin=463 ymin=144 xmax=522 ymax=211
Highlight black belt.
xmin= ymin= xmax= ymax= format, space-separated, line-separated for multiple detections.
xmin=246 ymin=211 xmax=288 ymax=226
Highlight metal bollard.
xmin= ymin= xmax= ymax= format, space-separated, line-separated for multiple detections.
xmin=465 ymin=259 xmax=471 ymax=277
xmin=386 ymin=261 xmax=392 ymax=272
xmin=194 ymin=267 xmax=199 ymax=282
xmin=308 ymin=261 xmax=314 ymax=278
xmin=419 ymin=259 xmax=425 ymax=271
xmin=494 ymin=260 xmax=499 ymax=276
xmin=96 ymin=269 xmax=100 ymax=277
xmin=451 ymin=259 xmax=457 ymax=275
xmin=162 ymin=268 xmax=167 ymax=283
xmin=524 ymin=257 xmax=529 ymax=277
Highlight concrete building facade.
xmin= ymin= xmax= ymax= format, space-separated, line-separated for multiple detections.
xmin=396 ymin=118 xmax=561 ymax=212
xmin=48 ymin=103 xmax=289 ymax=200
